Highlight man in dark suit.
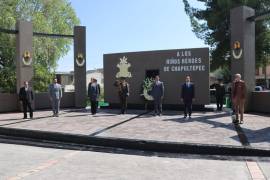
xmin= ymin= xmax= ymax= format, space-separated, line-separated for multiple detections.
xmin=19 ymin=81 xmax=34 ymax=119
xmin=88 ymin=78 xmax=101 ymax=115
xmin=212 ymin=79 xmax=226 ymax=111
xmin=181 ymin=75 xmax=195 ymax=119
xmin=151 ymin=75 xmax=164 ymax=116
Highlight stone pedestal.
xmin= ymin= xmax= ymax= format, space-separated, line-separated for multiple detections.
xmin=74 ymin=26 xmax=86 ymax=108
xmin=230 ymin=6 xmax=255 ymax=111
xmin=16 ymin=21 xmax=33 ymax=93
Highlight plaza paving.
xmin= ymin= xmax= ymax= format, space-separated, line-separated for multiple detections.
xmin=0 ymin=108 xmax=269 ymax=150
xmin=1 ymin=143 xmax=269 ymax=180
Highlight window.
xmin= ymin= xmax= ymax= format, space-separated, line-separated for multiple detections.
xmin=145 ymin=69 xmax=159 ymax=79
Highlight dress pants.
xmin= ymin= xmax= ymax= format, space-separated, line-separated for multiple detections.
xmin=234 ymin=99 xmax=245 ymax=121
xmin=91 ymin=100 xmax=98 ymax=114
xmin=22 ymin=100 xmax=33 ymax=118
xmin=52 ymin=99 xmax=60 ymax=115
xmin=154 ymin=97 xmax=162 ymax=115
xmin=184 ymin=101 xmax=192 ymax=117
xmin=216 ymin=96 xmax=224 ymax=111
xmin=120 ymin=96 xmax=127 ymax=114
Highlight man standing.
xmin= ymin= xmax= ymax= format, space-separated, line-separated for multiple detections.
xmin=151 ymin=75 xmax=164 ymax=116
xmin=49 ymin=78 xmax=62 ymax=117
xmin=213 ymin=79 xmax=226 ymax=111
xmin=88 ymin=78 xmax=101 ymax=115
xmin=181 ymin=75 xmax=195 ymax=119
xmin=118 ymin=78 xmax=130 ymax=114
xmin=19 ymin=81 xmax=34 ymax=119
xmin=232 ymin=74 xmax=246 ymax=124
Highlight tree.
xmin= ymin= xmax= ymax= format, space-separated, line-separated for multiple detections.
xmin=182 ymin=0 xmax=270 ymax=71
xmin=0 ymin=0 xmax=80 ymax=93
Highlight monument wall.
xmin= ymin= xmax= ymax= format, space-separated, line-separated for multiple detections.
xmin=104 ymin=48 xmax=210 ymax=107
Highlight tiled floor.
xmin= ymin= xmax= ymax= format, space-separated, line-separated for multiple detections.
xmin=0 ymin=109 xmax=269 ymax=149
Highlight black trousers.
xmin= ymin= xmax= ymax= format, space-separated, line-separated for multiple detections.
xmin=22 ymin=100 xmax=33 ymax=118
xmin=90 ymin=100 xmax=98 ymax=114
xmin=120 ymin=96 xmax=127 ymax=114
xmin=184 ymin=101 xmax=192 ymax=117
xmin=216 ymin=96 xmax=224 ymax=110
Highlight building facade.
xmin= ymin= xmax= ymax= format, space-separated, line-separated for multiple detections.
xmin=56 ymin=68 xmax=104 ymax=92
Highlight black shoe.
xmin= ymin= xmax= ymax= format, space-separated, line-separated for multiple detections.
xmin=233 ymin=119 xmax=239 ymax=124
xmin=184 ymin=116 xmax=187 ymax=119
xmin=23 ymin=117 xmax=27 ymax=119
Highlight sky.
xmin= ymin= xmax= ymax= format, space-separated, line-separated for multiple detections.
xmin=56 ymin=0 xmax=206 ymax=72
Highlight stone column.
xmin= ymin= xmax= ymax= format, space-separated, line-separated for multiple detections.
xmin=16 ymin=21 xmax=33 ymax=93
xmin=74 ymin=26 xmax=86 ymax=108
xmin=230 ymin=6 xmax=255 ymax=111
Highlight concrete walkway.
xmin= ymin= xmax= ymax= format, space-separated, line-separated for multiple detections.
xmin=2 ymin=143 xmax=269 ymax=180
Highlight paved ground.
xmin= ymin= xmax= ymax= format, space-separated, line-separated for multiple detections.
xmin=0 ymin=109 xmax=269 ymax=149
xmin=0 ymin=143 xmax=269 ymax=180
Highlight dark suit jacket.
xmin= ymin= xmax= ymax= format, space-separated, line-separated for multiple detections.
xmin=181 ymin=83 xmax=195 ymax=102
xmin=151 ymin=81 xmax=164 ymax=99
xmin=19 ymin=87 xmax=34 ymax=102
xmin=212 ymin=83 xmax=226 ymax=98
xmin=88 ymin=83 xmax=101 ymax=101
xmin=119 ymin=83 xmax=130 ymax=98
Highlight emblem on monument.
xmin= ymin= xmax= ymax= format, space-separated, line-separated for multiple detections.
xmin=22 ymin=50 xmax=32 ymax=66
xmin=116 ymin=56 xmax=132 ymax=78
xmin=232 ymin=41 xmax=243 ymax=60
xmin=76 ymin=53 xmax=85 ymax=67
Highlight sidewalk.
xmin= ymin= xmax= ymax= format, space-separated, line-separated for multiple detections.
xmin=0 ymin=109 xmax=269 ymax=150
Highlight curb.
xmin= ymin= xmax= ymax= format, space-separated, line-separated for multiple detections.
xmin=0 ymin=127 xmax=269 ymax=157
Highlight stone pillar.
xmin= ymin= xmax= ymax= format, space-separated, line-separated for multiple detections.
xmin=74 ymin=26 xmax=86 ymax=108
xmin=230 ymin=6 xmax=255 ymax=111
xmin=16 ymin=21 xmax=33 ymax=93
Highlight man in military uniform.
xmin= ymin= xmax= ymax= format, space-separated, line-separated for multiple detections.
xmin=212 ymin=79 xmax=226 ymax=111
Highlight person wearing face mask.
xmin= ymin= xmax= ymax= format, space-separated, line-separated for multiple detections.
xmin=232 ymin=73 xmax=246 ymax=124
xmin=48 ymin=78 xmax=62 ymax=117
xmin=19 ymin=81 xmax=34 ymax=119
xmin=88 ymin=78 xmax=101 ymax=115
xmin=181 ymin=75 xmax=195 ymax=119
xmin=211 ymin=79 xmax=226 ymax=111
xmin=151 ymin=75 xmax=164 ymax=116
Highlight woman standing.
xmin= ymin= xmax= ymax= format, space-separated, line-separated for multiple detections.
xmin=116 ymin=78 xmax=130 ymax=114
